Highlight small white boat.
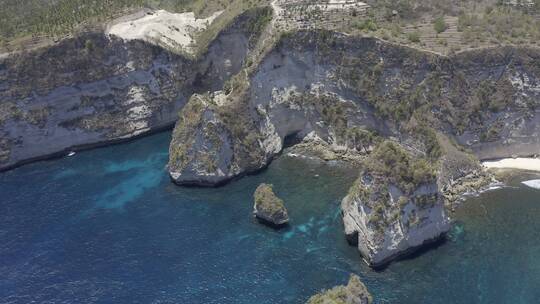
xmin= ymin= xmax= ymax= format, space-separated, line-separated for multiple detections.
xmin=67 ymin=151 xmax=76 ymax=157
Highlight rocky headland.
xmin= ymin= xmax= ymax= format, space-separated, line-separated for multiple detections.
xmin=168 ymin=30 xmax=540 ymax=185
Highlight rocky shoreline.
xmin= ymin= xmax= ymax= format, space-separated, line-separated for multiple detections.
xmin=2 ymin=5 xmax=540 ymax=268
xmin=166 ymin=30 xmax=539 ymax=266
xmin=0 ymin=120 xmax=176 ymax=173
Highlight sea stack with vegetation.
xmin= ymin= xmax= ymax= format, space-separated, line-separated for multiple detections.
xmin=253 ymin=183 xmax=289 ymax=227
xmin=306 ymin=274 xmax=373 ymax=304
xmin=341 ymin=141 xmax=450 ymax=267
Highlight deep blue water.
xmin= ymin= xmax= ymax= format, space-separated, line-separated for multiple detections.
xmin=1 ymin=131 xmax=540 ymax=303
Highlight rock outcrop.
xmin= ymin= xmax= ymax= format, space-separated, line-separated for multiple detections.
xmin=168 ymin=90 xmax=284 ymax=186
xmin=0 ymin=7 xmax=271 ymax=171
xmin=306 ymin=274 xmax=373 ymax=304
xmin=341 ymin=141 xmax=451 ymax=268
xmin=253 ymin=183 xmax=289 ymax=227
xmin=436 ymin=134 xmax=496 ymax=208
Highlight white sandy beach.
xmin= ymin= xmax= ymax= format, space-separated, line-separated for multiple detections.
xmin=106 ymin=10 xmax=222 ymax=55
xmin=522 ymin=179 xmax=540 ymax=189
xmin=482 ymin=158 xmax=540 ymax=172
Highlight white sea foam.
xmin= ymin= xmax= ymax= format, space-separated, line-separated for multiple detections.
xmin=486 ymin=185 xmax=503 ymax=191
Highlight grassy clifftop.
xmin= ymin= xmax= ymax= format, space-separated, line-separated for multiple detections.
xmin=3 ymin=0 xmax=539 ymax=56
xmin=0 ymin=0 xmax=270 ymax=53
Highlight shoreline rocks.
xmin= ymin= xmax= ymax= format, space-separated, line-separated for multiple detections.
xmin=253 ymin=183 xmax=289 ymax=227
xmin=306 ymin=274 xmax=372 ymax=304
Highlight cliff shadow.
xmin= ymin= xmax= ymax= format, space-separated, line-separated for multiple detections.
xmin=370 ymin=236 xmax=448 ymax=272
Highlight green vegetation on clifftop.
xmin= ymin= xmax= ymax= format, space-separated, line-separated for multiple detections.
xmin=0 ymin=0 xmax=270 ymax=53
xmin=368 ymin=141 xmax=437 ymax=194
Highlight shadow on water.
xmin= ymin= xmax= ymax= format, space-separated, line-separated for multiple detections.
xmin=371 ymin=236 xmax=449 ymax=272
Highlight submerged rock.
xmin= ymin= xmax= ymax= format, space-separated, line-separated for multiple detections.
xmin=253 ymin=183 xmax=289 ymax=227
xmin=341 ymin=141 xmax=451 ymax=268
xmin=306 ymin=274 xmax=372 ymax=304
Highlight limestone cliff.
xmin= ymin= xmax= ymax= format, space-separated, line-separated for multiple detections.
xmin=168 ymin=30 xmax=540 ymax=186
xmin=0 ymin=7 xmax=271 ymax=171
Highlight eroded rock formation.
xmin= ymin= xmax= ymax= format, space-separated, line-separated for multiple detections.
xmin=341 ymin=141 xmax=451 ymax=267
xmin=253 ymin=183 xmax=289 ymax=227
xmin=168 ymin=31 xmax=540 ymax=186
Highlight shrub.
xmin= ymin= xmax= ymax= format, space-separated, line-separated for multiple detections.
xmin=408 ymin=32 xmax=421 ymax=43
xmin=356 ymin=19 xmax=378 ymax=32
xmin=434 ymin=16 xmax=447 ymax=33
xmin=368 ymin=141 xmax=436 ymax=193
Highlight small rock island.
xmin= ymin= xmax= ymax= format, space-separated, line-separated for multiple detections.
xmin=306 ymin=274 xmax=373 ymax=304
xmin=253 ymin=183 xmax=289 ymax=227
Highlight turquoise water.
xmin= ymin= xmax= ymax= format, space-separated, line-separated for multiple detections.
xmin=1 ymin=131 xmax=540 ymax=303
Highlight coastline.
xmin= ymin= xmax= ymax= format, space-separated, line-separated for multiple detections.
xmin=0 ymin=123 xmax=175 ymax=174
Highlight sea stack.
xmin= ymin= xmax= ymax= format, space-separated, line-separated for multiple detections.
xmin=341 ymin=141 xmax=451 ymax=268
xmin=306 ymin=274 xmax=373 ymax=304
xmin=253 ymin=183 xmax=289 ymax=227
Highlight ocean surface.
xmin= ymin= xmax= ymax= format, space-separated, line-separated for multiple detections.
xmin=1 ymin=131 xmax=540 ymax=304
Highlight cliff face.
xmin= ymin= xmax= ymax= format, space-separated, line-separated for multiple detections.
xmin=447 ymin=47 xmax=540 ymax=159
xmin=0 ymin=8 xmax=269 ymax=170
xmin=168 ymin=31 xmax=540 ymax=186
